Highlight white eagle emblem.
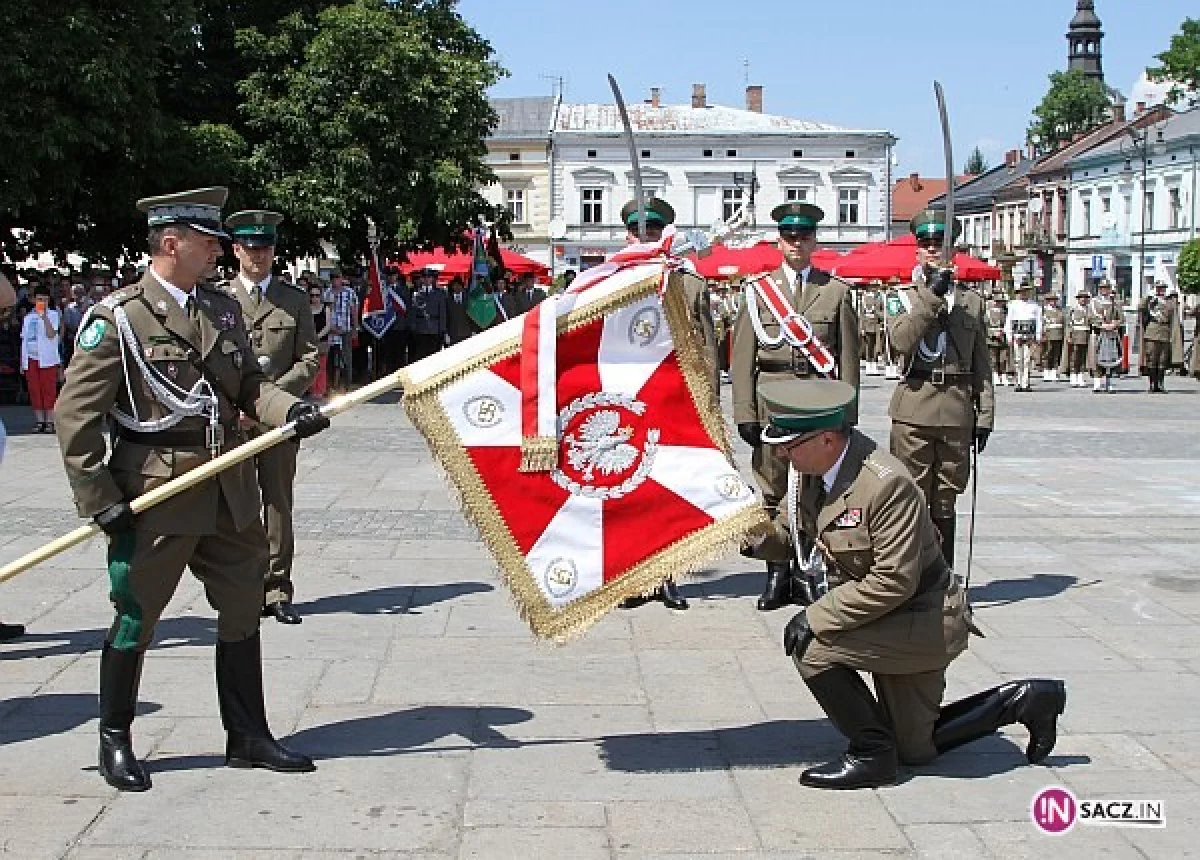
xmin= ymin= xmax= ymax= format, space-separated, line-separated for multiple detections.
xmin=564 ymin=409 xmax=638 ymax=481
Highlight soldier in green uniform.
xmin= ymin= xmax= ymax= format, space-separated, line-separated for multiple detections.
xmin=1062 ymin=287 xmax=1092 ymax=386
xmin=54 ymin=188 xmax=330 ymax=791
xmin=225 ymin=210 xmax=319 ymax=624
xmin=985 ymin=293 xmax=1010 ymax=387
xmin=751 ymin=378 xmax=1065 ymax=789
xmin=615 ymin=196 xmax=717 ymax=611
xmin=731 ymin=203 xmax=859 ymax=611
xmin=1139 ymin=281 xmax=1182 ymax=393
xmin=1040 ymin=292 xmax=1064 ymax=382
xmin=884 ymin=209 xmax=993 ymax=566
xmin=859 ymin=283 xmax=885 ymax=376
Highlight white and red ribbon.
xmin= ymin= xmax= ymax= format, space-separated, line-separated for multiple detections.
xmin=744 ymin=273 xmax=837 ymax=377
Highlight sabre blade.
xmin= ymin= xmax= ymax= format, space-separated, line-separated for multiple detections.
xmin=608 ymin=74 xmax=646 ymax=241
xmin=934 ymin=81 xmax=955 ymax=268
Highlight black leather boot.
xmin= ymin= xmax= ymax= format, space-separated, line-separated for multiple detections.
xmin=1157 ymin=369 xmax=1168 ymax=393
xmin=216 ymin=634 xmax=315 ymax=773
xmin=659 ymin=578 xmax=689 ymax=611
xmin=933 ymin=679 xmax=1066 ymax=764
xmin=757 ymin=561 xmax=792 ymax=611
xmin=98 ymin=643 xmax=152 ymax=791
xmin=800 ymin=666 xmax=898 ymax=789
xmin=932 ymin=516 xmax=956 ymax=568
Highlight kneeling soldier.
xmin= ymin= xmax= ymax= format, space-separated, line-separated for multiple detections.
xmin=753 ymin=379 xmax=1065 ymax=789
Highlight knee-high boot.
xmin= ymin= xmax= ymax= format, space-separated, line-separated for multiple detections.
xmin=932 ymin=516 xmax=956 ymax=568
xmin=217 ymin=633 xmax=315 ymax=772
xmin=932 ymin=679 xmax=1066 ymax=764
xmin=99 ymin=643 xmax=152 ymax=791
xmin=800 ymin=666 xmax=898 ymax=789
xmin=757 ymin=561 xmax=793 ymax=611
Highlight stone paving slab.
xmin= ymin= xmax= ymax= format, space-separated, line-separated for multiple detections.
xmin=3 ymin=377 xmax=1200 ymax=857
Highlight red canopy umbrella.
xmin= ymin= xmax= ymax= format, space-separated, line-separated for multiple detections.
xmin=690 ymin=240 xmax=782 ymax=279
xmin=832 ymin=234 xmax=1000 ymax=282
xmin=395 ymin=247 xmax=548 ymax=282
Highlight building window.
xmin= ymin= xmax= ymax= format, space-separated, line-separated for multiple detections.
xmin=1081 ymin=200 xmax=1091 ymax=237
xmin=838 ymin=188 xmax=862 ymax=225
xmin=641 ymin=149 xmax=651 ymax=158
xmin=726 ymin=149 xmax=738 ymax=157
xmin=784 ymin=187 xmax=809 ymax=203
xmin=722 ymin=187 xmax=744 ymax=222
xmin=1169 ymin=188 xmax=1182 ymax=229
xmin=587 ymin=149 xmax=597 ymax=159
xmin=505 ymin=188 xmax=526 ymax=224
xmin=1144 ymin=191 xmax=1155 ymax=232
xmin=581 ymin=188 xmax=604 ymax=225
xmin=792 ymin=149 xmax=803 ymax=158
xmin=508 ymin=152 xmax=520 ymax=162
xmin=1100 ymin=194 xmax=1111 ymax=214
xmin=845 ymin=150 xmax=856 ymax=158
xmin=703 ymin=149 xmax=713 ymax=157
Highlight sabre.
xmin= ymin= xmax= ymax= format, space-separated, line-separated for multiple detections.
xmin=934 ymin=81 xmax=955 ymax=269
xmin=608 ymin=74 xmax=646 ymax=241
xmin=0 ymin=369 xmax=408 ymax=583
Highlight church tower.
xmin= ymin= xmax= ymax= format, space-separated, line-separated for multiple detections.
xmin=1067 ymin=0 xmax=1104 ymax=82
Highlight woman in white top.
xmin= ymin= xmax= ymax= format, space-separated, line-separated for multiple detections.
xmin=20 ymin=284 xmax=62 ymax=433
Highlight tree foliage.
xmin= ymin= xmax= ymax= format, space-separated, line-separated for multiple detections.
xmin=1147 ymin=18 xmax=1200 ymax=108
xmin=1179 ymin=239 xmax=1200 ymax=296
xmin=1026 ymin=70 xmax=1111 ymax=156
xmin=963 ymin=146 xmax=988 ymax=176
xmin=0 ymin=0 xmax=506 ymax=265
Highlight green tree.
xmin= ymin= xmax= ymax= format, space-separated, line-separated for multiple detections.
xmin=963 ymin=146 xmax=988 ymax=176
xmin=1147 ymin=18 xmax=1200 ymax=107
xmin=1178 ymin=239 xmax=1200 ymax=295
xmin=1026 ymin=70 xmax=1111 ymax=156
xmin=236 ymin=0 xmax=507 ymax=261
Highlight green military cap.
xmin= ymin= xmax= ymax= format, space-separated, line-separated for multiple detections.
xmin=136 ymin=187 xmax=230 ymax=239
xmin=909 ymin=207 xmax=963 ymax=242
xmin=770 ymin=202 xmax=824 ymax=229
xmin=620 ymin=197 xmax=675 ymax=228
xmin=759 ymin=379 xmax=857 ymax=445
xmin=225 ymin=209 xmax=284 ymax=248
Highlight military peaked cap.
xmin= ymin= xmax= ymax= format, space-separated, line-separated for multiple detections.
xmin=226 ymin=210 xmax=284 ymax=248
xmin=759 ymin=379 xmax=856 ymax=445
xmin=136 ymin=187 xmax=230 ymax=239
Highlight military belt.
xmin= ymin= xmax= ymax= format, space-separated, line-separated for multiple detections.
xmin=905 ymin=367 xmax=973 ymax=385
xmin=901 ymin=559 xmax=952 ymax=612
xmin=116 ymin=426 xmax=222 ymax=448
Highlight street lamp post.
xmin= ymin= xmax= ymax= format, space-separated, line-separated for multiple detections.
xmin=1121 ymin=117 xmax=1169 ymax=375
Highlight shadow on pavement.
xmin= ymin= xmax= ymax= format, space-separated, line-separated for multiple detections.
xmin=295 ymin=582 xmax=494 ymax=616
xmin=289 ymin=705 xmax=533 ymax=758
xmin=969 ymin=574 xmax=1078 ymax=607
xmin=600 ymin=720 xmax=840 ymax=773
xmin=692 ymin=570 xmax=762 ymax=599
xmin=0 ymin=693 xmax=163 ymax=745
xmin=0 ymin=616 xmax=218 ymax=661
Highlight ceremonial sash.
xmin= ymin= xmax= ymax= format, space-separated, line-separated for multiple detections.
xmin=742 ymin=273 xmax=837 ymax=376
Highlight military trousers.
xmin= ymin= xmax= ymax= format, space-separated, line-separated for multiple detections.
xmin=861 ymin=331 xmax=880 ymax=362
xmin=987 ymin=344 xmax=1009 ymax=374
xmin=1043 ymin=339 xmax=1063 ymax=370
xmin=890 ymin=422 xmax=973 ymax=519
xmin=1142 ymin=338 xmax=1171 ymax=371
xmin=250 ymin=427 xmax=300 ymax=605
xmin=1065 ymin=342 xmax=1089 ymax=374
xmin=105 ymin=491 xmax=267 ymax=651
xmin=795 ymin=583 xmax=969 ymax=764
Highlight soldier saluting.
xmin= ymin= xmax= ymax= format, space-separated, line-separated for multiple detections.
xmin=224 ymin=210 xmax=319 ymax=624
xmin=884 ymin=208 xmax=993 ymax=566
xmin=54 ymin=188 xmax=330 ymax=791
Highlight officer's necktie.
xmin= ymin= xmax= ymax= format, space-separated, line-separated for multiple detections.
xmin=185 ymin=295 xmax=196 ymax=321
xmin=249 ymin=283 xmax=260 ymax=308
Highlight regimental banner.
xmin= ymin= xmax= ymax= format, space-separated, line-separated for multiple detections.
xmin=399 ymin=260 xmax=765 ymax=641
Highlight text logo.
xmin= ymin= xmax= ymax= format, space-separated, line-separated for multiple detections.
xmin=1032 ymin=786 xmax=1077 ymax=835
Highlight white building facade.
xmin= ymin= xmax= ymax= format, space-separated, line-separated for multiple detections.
xmin=1065 ymin=106 xmax=1200 ymax=304
xmin=485 ymin=88 xmax=895 ymax=274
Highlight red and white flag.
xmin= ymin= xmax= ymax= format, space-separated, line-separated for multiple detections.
xmin=400 ymin=247 xmax=764 ymax=641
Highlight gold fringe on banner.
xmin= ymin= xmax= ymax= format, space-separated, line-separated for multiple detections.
xmin=518 ymin=436 xmax=558 ymax=473
xmin=399 ymin=266 xmax=767 ymax=642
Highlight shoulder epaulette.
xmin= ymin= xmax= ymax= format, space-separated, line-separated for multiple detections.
xmin=863 ymin=452 xmax=895 ymax=480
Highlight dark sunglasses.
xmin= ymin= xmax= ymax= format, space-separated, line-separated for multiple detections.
xmin=779 ymin=228 xmax=816 ymax=242
xmin=917 ymin=238 xmax=945 ymax=251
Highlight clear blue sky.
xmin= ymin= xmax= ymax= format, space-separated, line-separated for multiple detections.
xmin=457 ymin=0 xmax=1193 ymax=177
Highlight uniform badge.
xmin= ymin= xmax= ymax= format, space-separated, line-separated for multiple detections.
xmin=834 ymin=508 xmax=863 ymax=528
xmin=218 ymin=311 xmax=237 ymax=331
xmin=144 ymin=346 xmax=154 ymax=359
xmin=77 ymin=319 xmax=107 ymax=351
xmin=886 ymin=296 xmax=904 ymax=315
xmin=166 ymin=362 xmax=178 ymax=379
xmin=232 ymin=350 xmax=242 ymax=369
xmin=156 ymin=300 xmax=168 ymax=312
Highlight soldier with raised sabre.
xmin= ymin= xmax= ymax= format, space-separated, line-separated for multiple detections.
xmin=884 ymin=209 xmax=993 ymax=566
xmin=54 ymin=188 xmax=330 ymax=791
xmin=225 ymin=210 xmax=319 ymax=624
xmin=732 ymin=202 xmax=859 ymax=611
xmin=615 ymin=196 xmax=718 ymax=611
xmin=1140 ymin=281 xmax=1182 ymax=393
xmin=750 ymin=378 xmax=1065 ymax=789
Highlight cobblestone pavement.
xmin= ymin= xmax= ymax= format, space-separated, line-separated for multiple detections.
xmin=2 ymin=370 xmax=1199 ymax=859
